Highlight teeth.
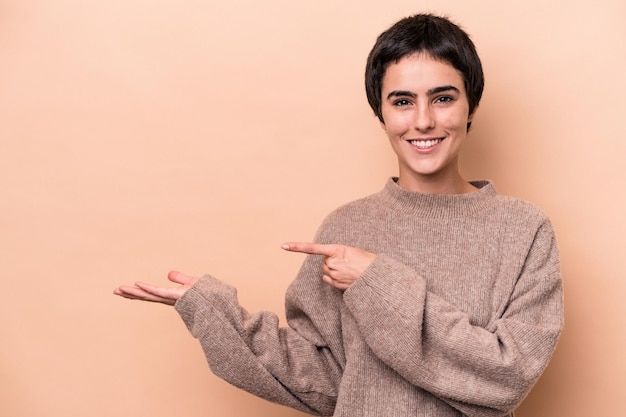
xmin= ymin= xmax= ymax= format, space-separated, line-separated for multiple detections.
xmin=410 ymin=139 xmax=442 ymax=148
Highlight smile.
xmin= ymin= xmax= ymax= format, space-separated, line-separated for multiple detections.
xmin=408 ymin=138 xmax=444 ymax=149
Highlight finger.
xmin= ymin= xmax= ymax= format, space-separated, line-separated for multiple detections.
xmin=322 ymin=274 xmax=334 ymax=287
xmin=282 ymin=242 xmax=340 ymax=257
xmin=114 ymin=284 xmax=159 ymax=301
xmin=321 ymin=274 xmax=348 ymax=291
xmin=114 ymin=285 xmax=175 ymax=305
xmin=322 ymin=262 xmax=333 ymax=276
xmin=325 ymin=255 xmax=350 ymax=270
xmin=114 ymin=285 xmax=150 ymax=298
xmin=135 ymin=282 xmax=182 ymax=301
xmin=168 ymin=270 xmax=196 ymax=285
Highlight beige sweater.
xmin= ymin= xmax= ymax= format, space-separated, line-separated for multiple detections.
xmin=175 ymin=178 xmax=563 ymax=416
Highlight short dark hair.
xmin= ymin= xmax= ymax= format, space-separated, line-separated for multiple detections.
xmin=365 ymin=14 xmax=484 ymax=129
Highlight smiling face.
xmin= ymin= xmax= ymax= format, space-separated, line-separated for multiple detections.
xmin=380 ymin=53 xmax=476 ymax=194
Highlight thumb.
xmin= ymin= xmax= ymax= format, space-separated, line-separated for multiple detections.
xmin=168 ymin=270 xmax=196 ymax=285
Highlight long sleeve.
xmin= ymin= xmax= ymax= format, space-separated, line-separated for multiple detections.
xmin=173 ymin=178 xmax=563 ymax=416
xmin=342 ymin=217 xmax=563 ymax=416
xmin=174 ymin=253 xmax=345 ymax=416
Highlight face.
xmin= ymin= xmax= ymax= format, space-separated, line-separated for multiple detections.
xmin=380 ymin=53 xmax=475 ymax=193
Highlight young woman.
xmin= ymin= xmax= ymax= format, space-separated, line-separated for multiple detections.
xmin=115 ymin=14 xmax=563 ymax=417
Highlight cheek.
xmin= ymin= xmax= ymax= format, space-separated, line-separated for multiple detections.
xmin=384 ymin=123 xmax=407 ymax=141
xmin=381 ymin=111 xmax=411 ymax=137
xmin=439 ymin=109 xmax=470 ymax=131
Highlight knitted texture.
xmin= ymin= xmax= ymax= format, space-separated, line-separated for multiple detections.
xmin=175 ymin=178 xmax=563 ymax=416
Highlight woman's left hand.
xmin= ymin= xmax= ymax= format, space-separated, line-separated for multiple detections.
xmin=113 ymin=270 xmax=198 ymax=306
xmin=282 ymin=242 xmax=377 ymax=290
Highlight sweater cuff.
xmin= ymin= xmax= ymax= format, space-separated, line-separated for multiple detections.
xmin=345 ymin=255 xmax=426 ymax=305
xmin=174 ymin=274 xmax=236 ymax=335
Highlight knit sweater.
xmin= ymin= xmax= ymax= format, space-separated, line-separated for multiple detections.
xmin=175 ymin=178 xmax=563 ymax=417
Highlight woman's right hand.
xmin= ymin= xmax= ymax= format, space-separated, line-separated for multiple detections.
xmin=113 ymin=270 xmax=198 ymax=306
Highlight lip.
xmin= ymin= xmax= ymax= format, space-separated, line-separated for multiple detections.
xmin=406 ymin=137 xmax=445 ymax=153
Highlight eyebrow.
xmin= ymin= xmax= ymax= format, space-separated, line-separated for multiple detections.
xmin=386 ymin=85 xmax=460 ymax=100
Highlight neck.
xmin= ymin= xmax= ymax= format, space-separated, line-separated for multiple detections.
xmin=396 ymin=172 xmax=477 ymax=195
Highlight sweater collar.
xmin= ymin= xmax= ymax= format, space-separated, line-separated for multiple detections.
xmin=380 ymin=177 xmax=498 ymax=218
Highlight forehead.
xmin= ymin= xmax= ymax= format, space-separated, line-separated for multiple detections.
xmin=381 ymin=53 xmax=465 ymax=93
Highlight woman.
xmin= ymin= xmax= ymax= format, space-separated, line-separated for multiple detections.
xmin=115 ymin=14 xmax=563 ymax=417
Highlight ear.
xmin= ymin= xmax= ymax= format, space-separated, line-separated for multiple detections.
xmin=378 ymin=111 xmax=386 ymax=130
xmin=466 ymin=106 xmax=479 ymax=132
xmin=468 ymin=105 xmax=479 ymax=122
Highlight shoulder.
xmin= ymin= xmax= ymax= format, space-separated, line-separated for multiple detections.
xmin=490 ymin=191 xmax=552 ymax=226
xmin=485 ymin=190 xmax=558 ymax=248
xmin=312 ymin=191 xmax=385 ymax=244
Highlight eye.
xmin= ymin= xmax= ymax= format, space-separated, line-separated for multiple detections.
xmin=393 ymin=99 xmax=412 ymax=107
xmin=434 ymin=96 xmax=453 ymax=104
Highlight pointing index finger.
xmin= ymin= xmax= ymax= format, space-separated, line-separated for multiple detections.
xmin=282 ymin=242 xmax=338 ymax=257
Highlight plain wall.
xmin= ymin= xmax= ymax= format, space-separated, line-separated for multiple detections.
xmin=1 ymin=0 xmax=625 ymax=416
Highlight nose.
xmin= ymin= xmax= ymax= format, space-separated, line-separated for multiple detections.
xmin=413 ymin=104 xmax=435 ymax=131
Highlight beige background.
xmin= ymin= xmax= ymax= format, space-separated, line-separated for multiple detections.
xmin=1 ymin=0 xmax=624 ymax=416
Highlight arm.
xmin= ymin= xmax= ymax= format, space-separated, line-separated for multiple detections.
xmin=172 ymin=254 xmax=344 ymax=416
xmin=342 ymin=219 xmax=563 ymax=416
xmin=114 ymin=261 xmax=344 ymax=415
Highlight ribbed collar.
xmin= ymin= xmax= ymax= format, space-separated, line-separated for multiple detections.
xmin=378 ymin=177 xmax=498 ymax=218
